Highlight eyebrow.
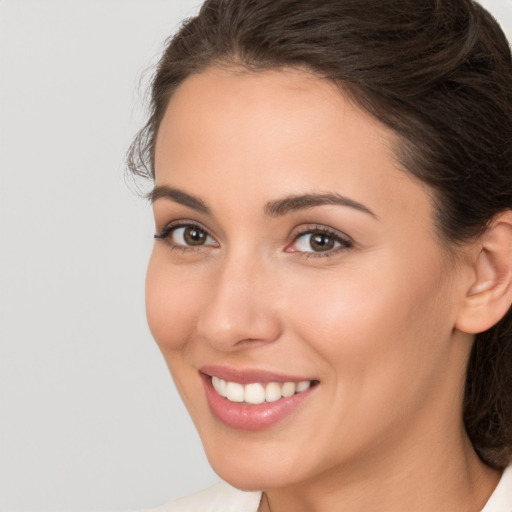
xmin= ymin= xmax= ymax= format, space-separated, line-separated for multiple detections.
xmin=150 ymin=186 xmax=377 ymax=219
xmin=265 ymin=193 xmax=377 ymax=218
xmin=150 ymin=185 xmax=210 ymax=214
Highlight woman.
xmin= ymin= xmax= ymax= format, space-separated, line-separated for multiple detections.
xmin=129 ymin=0 xmax=512 ymax=510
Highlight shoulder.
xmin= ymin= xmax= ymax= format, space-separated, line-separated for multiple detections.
xmin=139 ymin=481 xmax=262 ymax=512
xmin=482 ymin=466 xmax=512 ymax=512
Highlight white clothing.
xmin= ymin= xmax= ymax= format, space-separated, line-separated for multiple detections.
xmin=482 ymin=465 xmax=512 ymax=512
xmin=143 ymin=465 xmax=512 ymax=512
xmin=141 ymin=482 xmax=260 ymax=512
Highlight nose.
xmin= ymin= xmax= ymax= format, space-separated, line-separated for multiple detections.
xmin=196 ymin=255 xmax=283 ymax=351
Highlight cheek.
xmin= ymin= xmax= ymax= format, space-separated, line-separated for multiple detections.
xmin=277 ymin=255 xmax=458 ymax=454
xmin=145 ymin=250 xmax=202 ymax=353
xmin=283 ymin=250 xmax=455 ymax=385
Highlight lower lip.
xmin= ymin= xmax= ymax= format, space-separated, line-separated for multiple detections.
xmin=201 ymin=373 xmax=315 ymax=431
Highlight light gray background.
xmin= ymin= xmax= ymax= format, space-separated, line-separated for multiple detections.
xmin=1 ymin=1 xmax=511 ymax=511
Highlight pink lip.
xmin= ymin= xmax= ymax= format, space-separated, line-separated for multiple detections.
xmin=199 ymin=367 xmax=317 ymax=431
xmin=200 ymin=365 xmax=315 ymax=384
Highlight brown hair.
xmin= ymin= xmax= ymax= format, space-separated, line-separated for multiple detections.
xmin=128 ymin=0 xmax=512 ymax=468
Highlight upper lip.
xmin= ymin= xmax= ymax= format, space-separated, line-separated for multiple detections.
xmin=199 ymin=365 xmax=316 ymax=384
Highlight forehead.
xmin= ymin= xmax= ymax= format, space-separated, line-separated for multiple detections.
xmin=154 ymin=67 xmax=432 ymax=230
xmin=156 ymin=66 xmax=385 ymax=150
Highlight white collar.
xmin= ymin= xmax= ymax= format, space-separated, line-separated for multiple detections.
xmin=481 ymin=465 xmax=512 ymax=512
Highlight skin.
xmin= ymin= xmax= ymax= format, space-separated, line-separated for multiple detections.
xmin=146 ymin=67 xmax=501 ymax=511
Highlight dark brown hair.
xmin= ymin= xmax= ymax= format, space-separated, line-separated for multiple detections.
xmin=128 ymin=0 xmax=512 ymax=468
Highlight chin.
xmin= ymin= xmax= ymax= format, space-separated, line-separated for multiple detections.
xmin=210 ymin=461 xmax=294 ymax=492
xmin=203 ymin=438 xmax=304 ymax=491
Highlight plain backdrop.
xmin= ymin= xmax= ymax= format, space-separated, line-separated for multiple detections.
xmin=1 ymin=1 xmax=511 ymax=511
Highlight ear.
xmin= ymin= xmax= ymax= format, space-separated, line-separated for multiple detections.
xmin=455 ymin=211 xmax=512 ymax=334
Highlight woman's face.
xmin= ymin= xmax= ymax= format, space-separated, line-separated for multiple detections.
xmin=147 ymin=67 xmax=472 ymax=490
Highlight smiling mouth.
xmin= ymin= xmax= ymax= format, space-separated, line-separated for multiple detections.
xmin=200 ymin=369 xmax=319 ymax=430
xmin=211 ymin=376 xmax=315 ymax=405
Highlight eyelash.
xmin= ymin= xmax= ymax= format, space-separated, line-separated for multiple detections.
xmin=154 ymin=222 xmax=353 ymax=258
xmin=286 ymin=225 xmax=353 ymax=258
xmin=154 ymin=221 xmax=217 ymax=252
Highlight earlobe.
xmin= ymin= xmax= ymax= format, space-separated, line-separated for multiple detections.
xmin=456 ymin=211 xmax=512 ymax=334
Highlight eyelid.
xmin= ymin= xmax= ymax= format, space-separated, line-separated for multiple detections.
xmin=154 ymin=220 xmax=353 ymax=256
xmin=285 ymin=224 xmax=354 ymax=256
xmin=154 ymin=220 xmax=219 ymax=248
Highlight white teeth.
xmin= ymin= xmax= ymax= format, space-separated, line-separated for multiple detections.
xmin=281 ymin=381 xmax=296 ymax=397
xmin=296 ymin=380 xmax=311 ymax=392
xmin=265 ymin=382 xmax=282 ymax=402
xmin=211 ymin=377 xmax=313 ymax=403
xmin=244 ymin=383 xmax=266 ymax=405
xmin=212 ymin=376 xmax=227 ymax=397
xmin=225 ymin=381 xmax=245 ymax=402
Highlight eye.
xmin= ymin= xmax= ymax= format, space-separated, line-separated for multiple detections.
xmin=286 ymin=227 xmax=353 ymax=255
xmin=154 ymin=223 xmax=217 ymax=249
xmin=171 ymin=226 xmax=213 ymax=246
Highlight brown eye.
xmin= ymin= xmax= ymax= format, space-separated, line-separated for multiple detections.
xmin=287 ymin=227 xmax=353 ymax=256
xmin=182 ymin=226 xmax=208 ymax=245
xmin=294 ymin=231 xmax=340 ymax=253
xmin=154 ymin=224 xmax=217 ymax=248
xmin=309 ymin=233 xmax=336 ymax=252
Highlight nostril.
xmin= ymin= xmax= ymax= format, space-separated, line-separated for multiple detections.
xmin=197 ymin=314 xmax=283 ymax=351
